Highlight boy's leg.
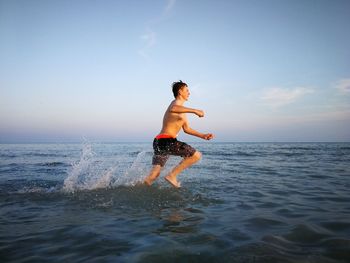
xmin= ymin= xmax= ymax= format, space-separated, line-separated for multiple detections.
xmin=165 ymin=151 xmax=201 ymax=188
xmin=144 ymin=165 xmax=162 ymax=186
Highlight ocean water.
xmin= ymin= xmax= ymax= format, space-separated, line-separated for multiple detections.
xmin=1 ymin=142 xmax=350 ymax=263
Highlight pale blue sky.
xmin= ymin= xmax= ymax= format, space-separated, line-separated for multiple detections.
xmin=1 ymin=0 xmax=350 ymax=142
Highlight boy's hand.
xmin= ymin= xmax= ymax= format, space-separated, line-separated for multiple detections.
xmin=203 ymin=133 xmax=214 ymax=140
xmin=195 ymin=110 xmax=204 ymax=117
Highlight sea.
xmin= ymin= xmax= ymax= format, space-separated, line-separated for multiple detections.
xmin=0 ymin=142 xmax=349 ymax=263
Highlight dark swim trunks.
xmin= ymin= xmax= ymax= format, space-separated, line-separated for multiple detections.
xmin=152 ymin=134 xmax=196 ymax=167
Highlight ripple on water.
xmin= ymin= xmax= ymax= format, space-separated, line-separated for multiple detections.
xmin=224 ymin=228 xmax=252 ymax=242
xmin=259 ymin=228 xmax=350 ymax=262
xmin=320 ymin=238 xmax=350 ymax=262
xmin=256 ymin=201 xmax=281 ymax=209
xmin=275 ymin=208 xmax=306 ymax=219
xmin=283 ymin=224 xmax=331 ymax=244
xmin=244 ymin=217 xmax=286 ymax=231
xmin=320 ymin=221 xmax=350 ymax=233
xmin=262 ymin=235 xmax=301 ymax=252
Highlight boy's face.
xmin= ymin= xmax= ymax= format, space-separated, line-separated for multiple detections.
xmin=179 ymin=86 xmax=190 ymax=101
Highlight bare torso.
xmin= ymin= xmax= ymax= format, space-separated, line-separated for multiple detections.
xmin=159 ymin=100 xmax=187 ymax=138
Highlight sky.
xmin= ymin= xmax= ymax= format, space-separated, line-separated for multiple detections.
xmin=1 ymin=0 xmax=350 ymax=142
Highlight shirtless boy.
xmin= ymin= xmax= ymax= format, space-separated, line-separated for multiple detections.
xmin=144 ymin=80 xmax=214 ymax=188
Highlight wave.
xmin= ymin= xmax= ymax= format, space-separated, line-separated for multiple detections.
xmin=0 ymin=153 xmax=18 ymax=158
xmin=24 ymin=153 xmax=68 ymax=157
xmin=283 ymin=224 xmax=331 ymax=244
xmin=36 ymin=161 xmax=69 ymax=167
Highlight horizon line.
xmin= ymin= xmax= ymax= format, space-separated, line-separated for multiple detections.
xmin=1 ymin=141 xmax=349 ymax=144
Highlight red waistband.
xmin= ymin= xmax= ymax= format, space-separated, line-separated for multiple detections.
xmin=155 ymin=134 xmax=175 ymax=139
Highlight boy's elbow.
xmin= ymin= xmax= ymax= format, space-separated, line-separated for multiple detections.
xmin=183 ymin=127 xmax=191 ymax=134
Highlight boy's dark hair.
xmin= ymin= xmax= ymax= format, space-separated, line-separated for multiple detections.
xmin=172 ymin=80 xmax=187 ymax=98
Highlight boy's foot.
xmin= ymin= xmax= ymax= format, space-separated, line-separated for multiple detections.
xmin=143 ymin=178 xmax=153 ymax=186
xmin=165 ymin=176 xmax=181 ymax=188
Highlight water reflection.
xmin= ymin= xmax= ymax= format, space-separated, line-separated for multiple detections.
xmin=156 ymin=207 xmax=204 ymax=234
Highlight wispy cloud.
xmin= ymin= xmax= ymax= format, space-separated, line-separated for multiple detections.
xmin=138 ymin=0 xmax=176 ymax=60
xmin=138 ymin=28 xmax=156 ymax=60
xmin=334 ymin=78 xmax=350 ymax=94
xmin=261 ymin=87 xmax=314 ymax=108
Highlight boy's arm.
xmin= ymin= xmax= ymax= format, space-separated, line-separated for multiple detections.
xmin=170 ymin=105 xmax=204 ymax=117
xmin=182 ymin=118 xmax=214 ymax=140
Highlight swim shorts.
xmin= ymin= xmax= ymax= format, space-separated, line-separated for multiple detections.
xmin=152 ymin=135 xmax=196 ymax=167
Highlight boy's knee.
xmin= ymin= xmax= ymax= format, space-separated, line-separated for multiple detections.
xmin=193 ymin=151 xmax=202 ymax=161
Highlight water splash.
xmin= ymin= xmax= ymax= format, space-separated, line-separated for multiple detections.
xmin=63 ymin=142 xmax=103 ymax=191
xmin=62 ymin=142 xmax=151 ymax=192
xmin=112 ymin=150 xmax=149 ymax=187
